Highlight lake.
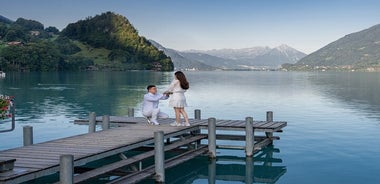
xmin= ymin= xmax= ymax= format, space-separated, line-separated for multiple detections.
xmin=1 ymin=71 xmax=380 ymax=183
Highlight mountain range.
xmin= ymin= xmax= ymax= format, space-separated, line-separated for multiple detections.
xmin=149 ymin=40 xmax=217 ymax=70
xmin=2 ymin=12 xmax=307 ymax=72
xmin=286 ymin=24 xmax=380 ymax=71
xmin=150 ymin=40 xmax=306 ymax=70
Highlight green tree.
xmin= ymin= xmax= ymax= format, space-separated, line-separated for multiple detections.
xmin=4 ymin=25 xmax=27 ymax=42
xmin=45 ymin=26 xmax=59 ymax=34
xmin=54 ymin=37 xmax=81 ymax=55
xmin=14 ymin=18 xmax=44 ymax=31
xmin=0 ymin=23 xmax=8 ymax=38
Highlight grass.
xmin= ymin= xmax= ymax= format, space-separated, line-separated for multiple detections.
xmin=0 ymin=41 xmax=6 ymax=50
xmin=73 ymin=41 xmax=111 ymax=65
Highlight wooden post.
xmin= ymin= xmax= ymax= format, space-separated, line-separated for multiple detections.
xmin=102 ymin=115 xmax=110 ymax=130
xmin=23 ymin=126 xmax=33 ymax=146
xmin=193 ymin=109 xmax=201 ymax=140
xmin=60 ymin=154 xmax=74 ymax=184
xmin=208 ymin=158 xmax=216 ymax=184
xmin=128 ymin=108 xmax=134 ymax=117
xmin=88 ymin=112 xmax=96 ymax=133
xmin=139 ymin=161 xmax=143 ymax=171
xmin=266 ymin=111 xmax=273 ymax=139
xmin=208 ymin=118 xmax=216 ymax=158
xmin=266 ymin=111 xmax=273 ymax=122
xmin=245 ymin=117 xmax=254 ymax=157
xmin=194 ymin=109 xmax=201 ymax=120
xmin=154 ymin=131 xmax=165 ymax=183
xmin=245 ymin=156 xmax=254 ymax=184
xmin=11 ymin=104 xmax=15 ymax=131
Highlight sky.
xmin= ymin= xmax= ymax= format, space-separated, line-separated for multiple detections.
xmin=1 ymin=0 xmax=380 ymax=54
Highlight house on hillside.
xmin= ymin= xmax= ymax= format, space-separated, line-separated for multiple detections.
xmin=30 ymin=31 xmax=40 ymax=36
xmin=6 ymin=41 xmax=23 ymax=46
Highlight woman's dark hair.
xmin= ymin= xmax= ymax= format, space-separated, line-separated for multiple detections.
xmin=175 ymin=71 xmax=189 ymax=90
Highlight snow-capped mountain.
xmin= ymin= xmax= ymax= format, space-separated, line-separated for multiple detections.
xmin=186 ymin=44 xmax=306 ymax=69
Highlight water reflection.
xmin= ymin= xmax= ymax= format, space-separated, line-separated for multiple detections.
xmin=308 ymin=72 xmax=380 ymax=120
xmin=157 ymin=146 xmax=286 ymax=184
xmin=0 ymin=71 xmax=172 ymax=119
xmin=0 ymin=71 xmax=173 ymax=149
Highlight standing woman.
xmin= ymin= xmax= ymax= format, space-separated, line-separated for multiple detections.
xmin=166 ymin=71 xmax=190 ymax=126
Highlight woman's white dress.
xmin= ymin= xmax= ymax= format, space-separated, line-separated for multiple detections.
xmin=166 ymin=79 xmax=187 ymax=108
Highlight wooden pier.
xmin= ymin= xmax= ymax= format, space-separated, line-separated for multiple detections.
xmin=0 ymin=110 xmax=286 ymax=184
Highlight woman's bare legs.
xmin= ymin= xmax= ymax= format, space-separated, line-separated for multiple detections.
xmin=174 ymin=107 xmax=181 ymax=124
xmin=179 ymin=108 xmax=189 ymax=124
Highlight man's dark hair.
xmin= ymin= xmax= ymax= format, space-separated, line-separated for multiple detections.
xmin=147 ymin=85 xmax=156 ymax=91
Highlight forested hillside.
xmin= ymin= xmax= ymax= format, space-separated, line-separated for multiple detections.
xmin=0 ymin=12 xmax=173 ymax=71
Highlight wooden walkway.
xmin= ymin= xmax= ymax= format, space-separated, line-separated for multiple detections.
xmin=0 ymin=124 xmax=199 ymax=184
xmin=74 ymin=116 xmax=287 ymax=132
xmin=0 ymin=116 xmax=287 ymax=184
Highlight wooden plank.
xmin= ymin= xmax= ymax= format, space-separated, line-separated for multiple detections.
xmin=0 ymin=153 xmax=66 ymax=160
xmin=34 ymin=143 xmax=111 ymax=150
xmin=1 ymin=149 xmax=93 ymax=157
xmin=272 ymin=122 xmax=287 ymax=132
xmin=216 ymin=120 xmax=232 ymax=126
xmin=215 ymin=120 xmax=232 ymax=126
xmin=254 ymin=138 xmax=273 ymax=150
xmin=71 ymin=135 xmax=207 ymax=183
xmin=255 ymin=122 xmax=273 ymax=128
xmin=230 ymin=120 xmax=247 ymax=127
xmin=268 ymin=122 xmax=283 ymax=128
xmin=260 ymin=122 xmax=278 ymax=128
xmin=0 ymin=152 xmax=63 ymax=159
xmin=216 ymin=120 xmax=240 ymax=127
xmin=9 ymin=146 xmax=103 ymax=153
xmin=253 ymin=121 xmax=268 ymax=127
xmin=0 ymin=150 xmax=90 ymax=158
xmin=192 ymin=119 xmax=208 ymax=125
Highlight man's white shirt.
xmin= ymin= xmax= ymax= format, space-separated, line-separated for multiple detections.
xmin=142 ymin=93 xmax=169 ymax=113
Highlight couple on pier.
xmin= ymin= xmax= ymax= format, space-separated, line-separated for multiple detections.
xmin=142 ymin=71 xmax=190 ymax=126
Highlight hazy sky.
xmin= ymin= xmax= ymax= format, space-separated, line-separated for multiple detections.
xmin=1 ymin=0 xmax=380 ymax=53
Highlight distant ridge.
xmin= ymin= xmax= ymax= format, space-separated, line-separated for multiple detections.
xmin=286 ymin=24 xmax=380 ymax=71
xmin=0 ymin=15 xmax=13 ymax=24
xmin=183 ymin=45 xmax=306 ymax=70
xmin=149 ymin=40 xmax=217 ymax=71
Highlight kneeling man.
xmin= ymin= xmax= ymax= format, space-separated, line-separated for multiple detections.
xmin=142 ymin=85 xmax=169 ymax=125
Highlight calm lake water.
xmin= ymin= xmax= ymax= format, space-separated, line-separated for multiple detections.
xmin=1 ymin=71 xmax=380 ymax=184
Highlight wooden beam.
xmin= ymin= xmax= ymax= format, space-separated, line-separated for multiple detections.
xmin=108 ymin=146 xmax=208 ymax=184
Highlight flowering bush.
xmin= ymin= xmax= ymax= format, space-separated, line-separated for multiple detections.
xmin=0 ymin=95 xmax=14 ymax=120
